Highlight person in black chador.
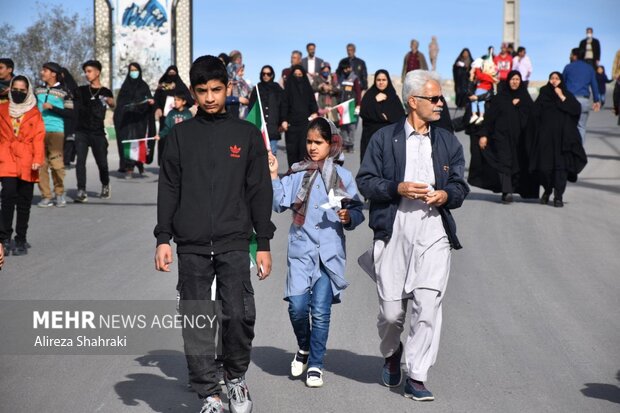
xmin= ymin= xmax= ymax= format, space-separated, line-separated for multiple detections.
xmin=452 ymin=48 xmax=473 ymax=109
xmin=113 ymin=62 xmax=155 ymax=177
xmin=154 ymin=55 xmax=275 ymax=413
xmin=282 ymin=65 xmax=318 ymax=167
xmin=530 ymin=72 xmax=587 ymax=207
xmin=478 ymin=70 xmax=537 ymax=203
xmin=153 ymin=65 xmax=194 ymax=164
xmin=359 ymin=69 xmax=405 ymax=163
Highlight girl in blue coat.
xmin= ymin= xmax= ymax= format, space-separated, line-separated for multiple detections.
xmin=268 ymin=117 xmax=364 ymax=388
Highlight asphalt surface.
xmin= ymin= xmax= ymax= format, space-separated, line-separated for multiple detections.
xmin=0 ymin=109 xmax=618 ymax=413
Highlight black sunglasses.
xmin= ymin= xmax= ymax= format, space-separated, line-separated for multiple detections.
xmin=414 ymin=95 xmax=443 ymax=104
xmin=261 ymin=72 xmax=273 ymax=77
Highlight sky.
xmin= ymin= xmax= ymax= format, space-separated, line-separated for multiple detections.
xmin=2 ymin=0 xmax=619 ymax=88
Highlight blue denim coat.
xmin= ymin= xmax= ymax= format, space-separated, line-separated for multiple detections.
xmin=272 ymin=165 xmax=365 ymax=301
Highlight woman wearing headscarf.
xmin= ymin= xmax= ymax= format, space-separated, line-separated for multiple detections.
xmin=312 ymin=62 xmax=340 ymax=118
xmin=530 ymin=72 xmax=586 ymax=207
xmin=0 ymin=75 xmax=45 ymax=255
xmin=268 ymin=117 xmax=364 ymax=387
xmin=153 ymin=65 xmax=193 ymax=163
xmin=452 ymin=48 xmax=473 ymax=109
xmin=282 ymin=64 xmax=318 ymax=167
xmin=359 ymin=69 xmax=405 ymax=163
xmin=113 ymin=62 xmax=155 ymax=178
xmin=478 ymin=70 xmax=536 ymax=203
xmin=248 ymin=65 xmax=286 ymax=154
xmin=229 ymin=63 xmax=251 ymax=119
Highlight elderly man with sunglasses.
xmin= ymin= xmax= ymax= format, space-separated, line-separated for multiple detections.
xmin=357 ymin=69 xmax=469 ymax=402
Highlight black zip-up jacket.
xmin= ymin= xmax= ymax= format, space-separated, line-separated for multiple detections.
xmin=356 ymin=118 xmax=469 ymax=249
xmin=154 ymin=109 xmax=275 ymax=254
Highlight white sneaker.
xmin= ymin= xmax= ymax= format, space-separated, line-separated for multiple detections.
xmin=475 ymin=115 xmax=485 ymax=125
xmin=225 ymin=376 xmax=253 ymax=413
xmin=291 ymin=350 xmax=309 ymax=377
xmin=200 ymin=396 xmax=223 ymax=413
xmin=469 ymin=113 xmax=479 ymax=124
xmin=55 ymin=194 xmax=66 ymax=208
xmin=306 ymin=367 xmax=324 ymax=388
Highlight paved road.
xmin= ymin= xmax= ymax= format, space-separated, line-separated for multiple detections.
xmin=1 ymin=110 xmax=619 ymax=412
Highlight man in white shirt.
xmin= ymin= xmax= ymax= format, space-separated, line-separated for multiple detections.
xmin=301 ymin=43 xmax=324 ymax=82
xmin=512 ymin=47 xmax=533 ymax=89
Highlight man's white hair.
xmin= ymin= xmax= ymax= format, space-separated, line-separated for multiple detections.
xmin=402 ymin=70 xmax=441 ymax=100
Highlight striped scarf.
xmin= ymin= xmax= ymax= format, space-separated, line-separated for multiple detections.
xmin=286 ymin=133 xmax=350 ymax=227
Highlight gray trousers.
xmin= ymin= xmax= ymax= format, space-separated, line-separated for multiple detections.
xmin=378 ymin=288 xmax=443 ymax=382
xmin=340 ymin=122 xmax=357 ymax=149
xmin=575 ymin=96 xmax=590 ymax=144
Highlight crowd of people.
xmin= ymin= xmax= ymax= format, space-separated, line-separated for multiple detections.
xmin=453 ymin=27 xmax=619 ymax=206
xmin=0 ymin=29 xmax=618 ymax=413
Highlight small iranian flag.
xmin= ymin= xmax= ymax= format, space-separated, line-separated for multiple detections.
xmin=334 ymin=98 xmax=357 ymax=126
xmin=123 ymin=139 xmax=148 ymax=163
xmin=245 ymin=86 xmax=270 ymax=150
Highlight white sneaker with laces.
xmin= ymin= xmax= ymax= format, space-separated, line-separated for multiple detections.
xmin=469 ymin=113 xmax=479 ymax=124
xmin=200 ymin=396 xmax=223 ymax=413
xmin=225 ymin=376 xmax=253 ymax=413
xmin=475 ymin=115 xmax=485 ymax=125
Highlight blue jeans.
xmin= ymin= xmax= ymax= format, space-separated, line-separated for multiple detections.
xmin=471 ymin=87 xmax=487 ymax=114
xmin=269 ymin=139 xmax=278 ymax=155
xmin=287 ymin=267 xmax=333 ymax=369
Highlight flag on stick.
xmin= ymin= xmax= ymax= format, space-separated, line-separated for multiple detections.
xmin=245 ymin=86 xmax=270 ymax=150
xmin=122 ymin=138 xmax=154 ymax=163
xmin=331 ymin=98 xmax=358 ymax=126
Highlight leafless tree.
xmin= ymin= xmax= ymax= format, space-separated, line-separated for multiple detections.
xmin=3 ymin=3 xmax=94 ymax=85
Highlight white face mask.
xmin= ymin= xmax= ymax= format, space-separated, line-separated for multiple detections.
xmin=587 ymin=33 xmax=593 ymax=39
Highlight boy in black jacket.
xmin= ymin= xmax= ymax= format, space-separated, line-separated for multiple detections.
xmin=154 ymin=55 xmax=275 ymax=413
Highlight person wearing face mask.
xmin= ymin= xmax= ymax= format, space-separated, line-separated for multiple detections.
xmin=478 ymin=70 xmax=538 ymax=203
xmin=579 ymin=27 xmax=601 ymax=68
xmin=113 ymin=62 xmax=155 ymax=178
xmin=281 ymin=50 xmax=303 ymax=88
xmin=282 ymin=65 xmax=318 ymax=167
xmin=248 ymin=65 xmax=286 ymax=154
xmin=360 ymin=69 xmax=405 ymax=163
xmin=337 ymin=43 xmax=368 ymax=91
xmin=153 ymin=65 xmax=194 ymax=162
xmin=312 ymin=62 xmax=340 ymax=117
xmin=530 ymin=72 xmax=587 ymax=207
xmin=0 ymin=75 xmax=45 ymax=256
